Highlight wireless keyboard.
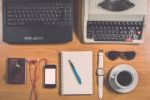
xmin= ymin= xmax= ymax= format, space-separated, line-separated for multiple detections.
xmin=87 ymin=21 xmax=143 ymax=42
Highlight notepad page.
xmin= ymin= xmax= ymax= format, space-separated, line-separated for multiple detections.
xmin=61 ymin=51 xmax=93 ymax=95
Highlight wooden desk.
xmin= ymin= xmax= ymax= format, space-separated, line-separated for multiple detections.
xmin=0 ymin=1 xmax=150 ymax=100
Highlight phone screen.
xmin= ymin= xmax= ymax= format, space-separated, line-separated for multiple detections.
xmin=44 ymin=65 xmax=56 ymax=88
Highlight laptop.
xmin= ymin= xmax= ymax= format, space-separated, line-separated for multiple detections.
xmin=3 ymin=0 xmax=73 ymax=44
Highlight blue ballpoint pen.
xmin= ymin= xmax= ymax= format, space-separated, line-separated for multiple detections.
xmin=68 ymin=60 xmax=82 ymax=84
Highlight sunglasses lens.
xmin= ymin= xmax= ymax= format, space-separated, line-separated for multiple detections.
xmin=124 ymin=51 xmax=136 ymax=60
xmin=107 ymin=51 xmax=120 ymax=61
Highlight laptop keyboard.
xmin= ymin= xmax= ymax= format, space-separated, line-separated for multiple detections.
xmin=87 ymin=21 xmax=143 ymax=41
xmin=5 ymin=0 xmax=72 ymax=27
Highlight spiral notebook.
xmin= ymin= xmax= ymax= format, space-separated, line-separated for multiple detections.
xmin=61 ymin=51 xmax=93 ymax=95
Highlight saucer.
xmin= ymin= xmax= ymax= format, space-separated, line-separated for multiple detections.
xmin=109 ymin=64 xmax=138 ymax=93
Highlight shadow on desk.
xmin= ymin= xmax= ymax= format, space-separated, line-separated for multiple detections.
xmin=73 ymin=0 xmax=83 ymax=43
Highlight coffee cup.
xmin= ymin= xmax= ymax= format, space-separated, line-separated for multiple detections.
xmin=109 ymin=64 xmax=138 ymax=93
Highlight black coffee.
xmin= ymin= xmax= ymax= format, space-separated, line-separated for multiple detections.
xmin=117 ymin=71 xmax=133 ymax=86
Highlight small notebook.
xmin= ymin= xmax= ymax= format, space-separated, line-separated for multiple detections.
xmin=61 ymin=51 xmax=93 ymax=95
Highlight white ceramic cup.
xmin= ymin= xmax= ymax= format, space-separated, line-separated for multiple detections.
xmin=109 ymin=64 xmax=138 ymax=93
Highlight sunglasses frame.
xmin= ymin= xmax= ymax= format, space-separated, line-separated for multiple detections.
xmin=106 ymin=51 xmax=136 ymax=61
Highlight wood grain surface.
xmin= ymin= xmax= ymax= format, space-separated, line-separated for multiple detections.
xmin=0 ymin=0 xmax=150 ymax=100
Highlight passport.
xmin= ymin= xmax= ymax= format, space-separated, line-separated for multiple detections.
xmin=7 ymin=58 xmax=26 ymax=84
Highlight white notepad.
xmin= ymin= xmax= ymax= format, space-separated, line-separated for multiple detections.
xmin=61 ymin=51 xmax=93 ymax=95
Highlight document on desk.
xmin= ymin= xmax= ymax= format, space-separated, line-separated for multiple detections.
xmin=61 ymin=51 xmax=93 ymax=95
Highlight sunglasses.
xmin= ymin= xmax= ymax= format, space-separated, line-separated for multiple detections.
xmin=106 ymin=51 xmax=136 ymax=61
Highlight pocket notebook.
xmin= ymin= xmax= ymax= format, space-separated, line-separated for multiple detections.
xmin=61 ymin=51 xmax=93 ymax=95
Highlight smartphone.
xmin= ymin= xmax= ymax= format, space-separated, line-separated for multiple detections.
xmin=44 ymin=65 xmax=56 ymax=88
